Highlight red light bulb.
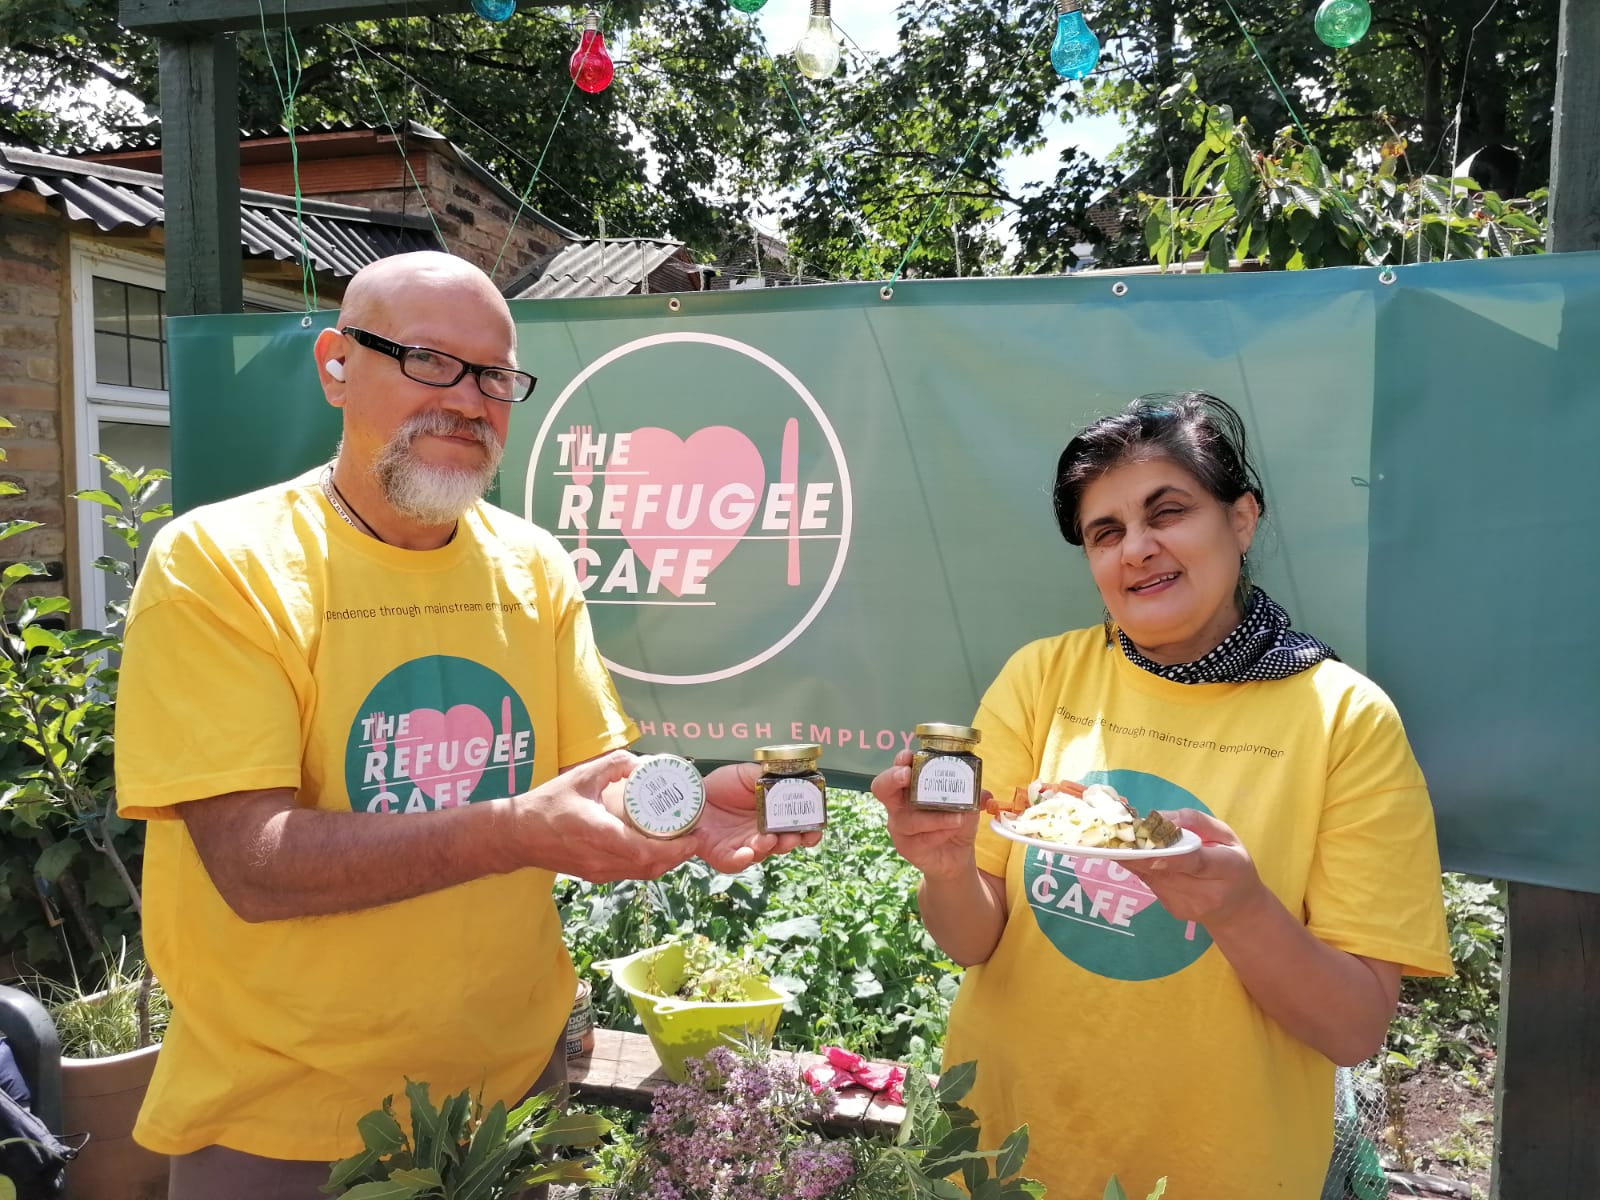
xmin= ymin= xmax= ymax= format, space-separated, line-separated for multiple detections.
xmin=569 ymin=10 xmax=614 ymax=94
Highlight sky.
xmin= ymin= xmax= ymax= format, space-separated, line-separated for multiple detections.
xmin=753 ymin=0 xmax=1128 ymax=190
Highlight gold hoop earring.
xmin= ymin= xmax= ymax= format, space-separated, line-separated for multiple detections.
xmin=1103 ymin=606 xmax=1114 ymax=648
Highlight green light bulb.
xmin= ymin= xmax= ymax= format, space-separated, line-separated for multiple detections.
xmin=1314 ymin=0 xmax=1372 ymax=48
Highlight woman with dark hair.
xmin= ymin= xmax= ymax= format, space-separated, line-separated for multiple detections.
xmin=872 ymin=392 xmax=1450 ymax=1198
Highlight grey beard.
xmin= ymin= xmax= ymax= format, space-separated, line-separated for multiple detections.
xmin=371 ymin=412 xmax=504 ymax=525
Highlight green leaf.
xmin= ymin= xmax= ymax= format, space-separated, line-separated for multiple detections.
xmin=996 ymin=1124 xmax=1029 ymax=1179
xmin=387 ymin=1167 xmax=442 ymax=1187
xmin=1 ymin=1175 xmax=16 ymax=1200
xmin=1000 ymin=1181 xmax=1047 ymax=1200
xmin=0 ymin=520 xmax=44 ymax=543
xmin=72 ymin=489 xmax=123 ymax=511
xmin=21 ymin=625 xmax=66 ymax=653
xmin=1181 ymin=140 xmax=1214 ymax=196
xmin=461 ymin=1099 xmax=508 ymax=1182
xmin=936 ymin=1060 xmax=977 ymax=1105
xmin=34 ymin=840 xmax=78 ymax=883
xmin=1205 ymin=230 xmax=1231 ymax=273
xmin=522 ymin=1160 xmax=604 ymax=1186
xmin=357 ymin=1107 xmax=407 ymax=1156
xmin=28 ymin=596 xmax=72 ymax=619
xmin=1144 ymin=1178 xmax=1169 ymax=1199
xmin=2 ymin=562 xmax=49 ymax=585
xmin=336 ymin=1182 xmax=425 ymax=1200
xmin=763 ymin=915 xmax=821 ymax=942
xmin=1288 ymin=183 xmax=1323 ymax=219
xmin=0 ymin=480 xmax=22 ymax=496
xmin=325 ymin=1148 xmax=381 ymax=1188
xmin=1104 ymin=1176 xmax=1131 ymax=1200
xmin=536 ymin=1111 xmax=612 ymax=1146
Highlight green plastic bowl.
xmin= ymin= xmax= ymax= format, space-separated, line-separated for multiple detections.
xmin=599 ymin=942 xmax=790 ymax=1082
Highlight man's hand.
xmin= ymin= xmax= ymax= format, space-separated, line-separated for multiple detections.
xmin=693 ymin=762 xmax=824 ymax=873
xmin=506 ymin=750 xmax=700 ymax=882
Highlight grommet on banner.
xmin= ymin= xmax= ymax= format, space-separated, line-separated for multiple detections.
xmin=668 ymin=297 xmax=682 ymax=312
xmin=879 ymin=286 xmax=894 ymax=301
xmin=1379 ymin=269 xmax=1397 ymax=285
xmin=1111 ymin=281 xmax=1129 ymax=297
xmin=301 ymin=314 xmax=313 ymax=328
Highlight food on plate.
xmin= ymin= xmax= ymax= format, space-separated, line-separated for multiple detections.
xmin=988 ymin=779 xmax=1182 ymax=850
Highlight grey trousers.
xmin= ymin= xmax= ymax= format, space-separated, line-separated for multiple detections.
xmin=167 ymin=1044 xmax=569 ymax=1200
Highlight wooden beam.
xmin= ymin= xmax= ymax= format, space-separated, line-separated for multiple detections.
xmin=158 ymin=34 xmax=242 ymax=316
xmin=1546 ymin=0 xmax=1600 ymax=251
xmin=121 ymin=0 xmax=563 ymax=35
xmin=1491 ymin=889 xmax=1600 ymax=1196
xmin=1490 ymin=3 xmax=1600 ymax=1198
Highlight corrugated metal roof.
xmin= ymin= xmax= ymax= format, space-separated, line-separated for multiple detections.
xmin=507 ymin=238 xmax=703 ymax=299
xmin=0 ymin=144 xmax=439 ymax=277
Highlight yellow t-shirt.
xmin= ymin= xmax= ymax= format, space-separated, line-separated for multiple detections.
xmin=115 ymin=470 xmax=637 ymax=1160
xmin=945 ymin=628 xmax=1451 ymax=1200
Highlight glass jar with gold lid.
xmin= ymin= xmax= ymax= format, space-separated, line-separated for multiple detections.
xmin=908 ymin=723 xmax=983 ymax=812
xmin=753 ymin=743 xmax=828 ymax=834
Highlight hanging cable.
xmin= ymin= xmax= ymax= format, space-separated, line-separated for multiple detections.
xmin=342 ymin=30 xmax=449 ymax=253
xmin=255 ymin=0 xmax=318 ymax=310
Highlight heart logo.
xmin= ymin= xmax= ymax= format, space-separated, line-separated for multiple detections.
xmin=401 ymin=704 xmax=494 ymax=807
xmin=610 ymin=426 xmax=766 ymax=597
xmin=1048 ymin=854 xmax=1162 ymax=922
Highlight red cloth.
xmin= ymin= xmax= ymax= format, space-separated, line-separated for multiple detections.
xmin=803 ymin=1047 xmax=906 ymax=1106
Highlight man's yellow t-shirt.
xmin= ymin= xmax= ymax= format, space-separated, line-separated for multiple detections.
xmin=115 ymin=471 xmax=637 ymax=1160
xmin=945 ymin=628 xmax=1452 ymax=1200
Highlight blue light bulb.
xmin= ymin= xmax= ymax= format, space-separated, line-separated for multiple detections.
xmin=472 ymin=0 xmax=515 ymax=20
xmin=1051 ymin=0 xmax=1101 ymax=81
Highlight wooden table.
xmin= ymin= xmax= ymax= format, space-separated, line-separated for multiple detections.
xmin=568 ymin=1028 xmax=914 ymax=1137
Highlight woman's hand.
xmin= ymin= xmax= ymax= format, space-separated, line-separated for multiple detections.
xmin=869 ymin=749 xmax=982 ymax=881
xmin=1120 ymin=808 xmax=1267 ymax=929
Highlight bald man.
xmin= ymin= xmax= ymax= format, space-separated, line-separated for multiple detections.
xmin=113 ymin=253 xmax=818 ymax=1199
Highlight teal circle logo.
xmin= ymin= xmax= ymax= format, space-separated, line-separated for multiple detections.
xmin=342 ymin=656 xmax=534 ymax=813
xmin=1021 ymin=769 xmax=1213 ymax=981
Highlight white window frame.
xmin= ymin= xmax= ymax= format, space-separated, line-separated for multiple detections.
xmin=69 ymin=242 xmax=301 ymax=627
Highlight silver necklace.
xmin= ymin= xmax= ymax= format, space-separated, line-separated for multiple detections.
xmin=321 ymin=466 xmax=381 ymax=541
xmin=320 ymin=465 xmax=457 ymax=545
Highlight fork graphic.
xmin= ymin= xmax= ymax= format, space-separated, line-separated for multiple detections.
xmin=570 ymin=424 xmax=594 ymax=581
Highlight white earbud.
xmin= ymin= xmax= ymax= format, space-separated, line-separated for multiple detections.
xmin=326 ymin=360 xmax=346 ymax=381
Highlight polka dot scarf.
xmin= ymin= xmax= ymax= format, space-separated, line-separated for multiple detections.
xmin=1117 ymin=587 xmax=1338 ymax=684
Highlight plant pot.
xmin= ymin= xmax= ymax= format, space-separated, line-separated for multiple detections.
xmin=599 ymin=943 xmax=789 ymax=1083
xmin=61 ymin=1041 xmax=168 ymax=1200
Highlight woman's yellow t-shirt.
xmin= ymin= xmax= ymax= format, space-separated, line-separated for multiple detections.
xmin=945 ymin=628 xmax=1452 ymax=1200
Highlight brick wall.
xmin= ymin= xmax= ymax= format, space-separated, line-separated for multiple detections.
xmin=0 ymin=210 xmax=70 ymax=603
xmin=317 ymin=147 xmax=565 ymax=285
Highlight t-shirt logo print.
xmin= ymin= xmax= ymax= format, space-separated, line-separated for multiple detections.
xmin=344 ymin=656 xmax=535 ymax=813
xmin=1021 ymin=768 xmax=1214 ymax=981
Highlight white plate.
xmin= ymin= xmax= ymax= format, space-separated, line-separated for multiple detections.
xmin=990 ymin=820 xmax=1202 ymax=861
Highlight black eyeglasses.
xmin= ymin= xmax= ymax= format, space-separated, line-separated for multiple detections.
xmin=340 ymin=326 xmax=537 ymax=403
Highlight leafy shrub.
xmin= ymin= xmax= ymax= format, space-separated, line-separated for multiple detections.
xmin=1140 ymin=79 xmax=1546 ymax=271
xmin=558 ymin=791 xmax=959 ymax=1071
xmin=1 ymin=451 xmax=169 ymax=982
xmin=1388 ymin=874 xmax=1505 ymax=1071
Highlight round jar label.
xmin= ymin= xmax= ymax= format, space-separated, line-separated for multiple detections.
xmin=915 ymin=756 xmax=976 ymax=809
xmin=623 ymin=754 xmax=705 ymax=838
xmin=763 ymin=778 xmax=825 ymax=831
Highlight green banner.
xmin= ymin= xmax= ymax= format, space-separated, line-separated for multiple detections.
xmin=167 ymin=253 xmax=1600 ymax=893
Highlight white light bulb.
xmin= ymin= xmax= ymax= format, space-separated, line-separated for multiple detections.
xmin=794 ymin=0 xmax=840 ymax=80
